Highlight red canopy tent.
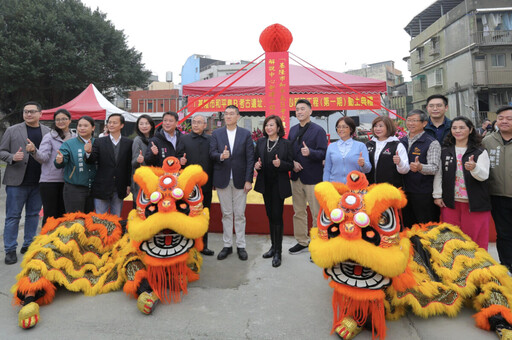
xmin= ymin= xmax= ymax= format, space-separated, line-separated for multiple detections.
xmin=183 ymin=64 xmax=386 ymax=97
xmin=40 ymin=84 xmax=133 ymax=121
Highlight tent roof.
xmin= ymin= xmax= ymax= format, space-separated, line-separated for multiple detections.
xmin=41 ymin=84 xmax=130 ymax=121
xmin=182 ymin=64 xmax=387 ymax=96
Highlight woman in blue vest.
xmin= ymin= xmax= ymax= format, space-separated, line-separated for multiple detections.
xmin=366 ymin=116 xmax=409 ymax=187
xmin=323 ymin=117 xmax=371 ymax=183
xmin=433 ymin=116 xmax=491 ymax=249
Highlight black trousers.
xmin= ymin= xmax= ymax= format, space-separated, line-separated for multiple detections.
xmin=402 ymin=192 xmax=440 ymax=229
xmin=491 ymin=195 xmax=512 ymax=266
xmin=63 ymin=183 xmax=94 ymax=214
xmin=39 ymin=182 xmax=65 ymax=225
xmin=263 ymin=180 xmax=285 ymax=252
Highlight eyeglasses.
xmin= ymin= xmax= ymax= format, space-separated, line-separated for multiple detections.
xmin=336 ymin=126 xmax=350 ymax=130
xmin=427 ymin=104 xmax=445 ymax=109
xmin=55 ymin=118 xmax=70 ymax=122
xmin=192 ymin=120 xmax=205 ymax=125
xmin=406 ymin=119 xmax=422 ymax=123
xmin=23 ymin=110 xmax=40 ymax=115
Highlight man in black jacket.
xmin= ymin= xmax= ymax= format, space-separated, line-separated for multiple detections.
xmin=176 ymin=114 xmax=214 ymax=256
xmin=85 ymin=114 xmax=132 ymax=217
xmin=145 ymin=111 xmax=181 ymax=166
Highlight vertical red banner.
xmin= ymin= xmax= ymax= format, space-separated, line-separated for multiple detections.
xmin=265 ymin=52 xmax=290 ymax=137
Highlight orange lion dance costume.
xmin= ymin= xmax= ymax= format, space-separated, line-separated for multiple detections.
xmin=12 ymin=157 xmax=209 ymax=328
xmin=309 ymin=171 xmax=512 ymax=340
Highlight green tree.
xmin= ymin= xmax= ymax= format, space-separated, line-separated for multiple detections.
xmin=0 ymin=0 xmax=151 ymax=123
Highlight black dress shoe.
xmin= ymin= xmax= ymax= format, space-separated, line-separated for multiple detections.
xmin=262 ymin=247 xmax=274 ymax=259
xmin=5 ymin=251 xmax=17 ymax=265
xmin=237 ymin=247 xmax=248 ymax=261
xmin=217 ymin=247 xmax=233 ymax=260
xmin=201 ymin=248 xmax=215 ymax=256
xmin=20 ymin=246 xmax=29 ymax=254
xmin=272 ymin=253 xmax=281 ymax=268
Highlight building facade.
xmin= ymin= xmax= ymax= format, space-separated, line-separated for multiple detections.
xmin=406 ymin=0 xmax=512 ymax=122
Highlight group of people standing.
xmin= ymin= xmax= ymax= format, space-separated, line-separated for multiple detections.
xmin=1 ymin=97 xmax=511 ymax=273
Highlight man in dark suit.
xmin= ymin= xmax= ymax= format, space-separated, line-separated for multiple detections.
xmin=210 ymin=105 xmax=254 ymax=261
xmin=145 ymin=111 xmax=181 ymax=167
xmin=85 ymin=113 xmax=133 ymax=217
xmin=177 ymin=114 xmax=214 ymax=256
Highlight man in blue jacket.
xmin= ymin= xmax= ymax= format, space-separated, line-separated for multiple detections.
xmin=424 ymin=94 xmax=452 ymax=145
xmin=288 ymin=99 xmax=327 ymax=254
xmin=210 ymin=105 xmax=254 ymax=261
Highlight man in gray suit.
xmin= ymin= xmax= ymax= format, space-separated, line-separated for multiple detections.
xmin=0 ymin=101 xmax=50 ymax=264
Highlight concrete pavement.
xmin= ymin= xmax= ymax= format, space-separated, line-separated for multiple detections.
xmin=0 ymin=185 xmax=501 ymax=340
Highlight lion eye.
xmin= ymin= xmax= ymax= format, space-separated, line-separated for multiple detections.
xmin=188 ymin=185 xmax=202 ymax=202
xmin=378 ymin=208 xmax=397 ymax=232
xmin=320 ymin=210 xmax=331 ymax=227
xmin=138 ymin=190 xmax=150 ymax=205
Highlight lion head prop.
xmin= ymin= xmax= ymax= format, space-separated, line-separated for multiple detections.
xmin=12 ymin=157 xmax=210 ymax=328
xmin=310 ymin=171 xmax=512 ymax=340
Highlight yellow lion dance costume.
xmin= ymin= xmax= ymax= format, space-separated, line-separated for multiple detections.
xmin=12 ymin=157 xmax=209 ymax=329
xmin=310 ymin=171 xmax=512 ymax=340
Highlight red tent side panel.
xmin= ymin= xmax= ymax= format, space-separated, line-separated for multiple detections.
xmin=41 ymin=84 xmax=107 ymax=121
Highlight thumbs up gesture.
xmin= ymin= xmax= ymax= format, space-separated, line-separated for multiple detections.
xmin=272 ymin=154 xmax=281 ymax=168
xmin=26 ymin=138 xmax=36 ymax=153
xmin=13 ymin=147 xmax=24 ymax=162
xmin=357 ymin=152 xmax=365 ymax=167
xmin=221 ymin=145 xmax=230 ymax=160
xmin=464 ymin=155 xmax=476 ymax=171
xmin=84 ymin=139 xmax=92 ymax=153
xmin=137 ymin=150 xmax=144 ymax=164
xmin=151 ymin=141 xmax=158 ymax=155
xmin=55 ymin=150 xmax=64 ymax=164
xmin=301 ymin=141 xmax=310 ymax=157
xmin=393 ymin=150 xmax=400 ymax=165
xmin=410 ymin=156 xmax=422 ymax=172
xmin=180 ymin=153 xmax=187 ymax=166
xmin=254 ymin=157 xmax=262 ymax=170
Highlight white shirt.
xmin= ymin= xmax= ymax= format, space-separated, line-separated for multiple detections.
xmin=109 ymin=133 xmax=121 ymax=146
xmin=370 ymin=136 xmax=410 ymax=174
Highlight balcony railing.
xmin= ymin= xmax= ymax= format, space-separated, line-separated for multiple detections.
xmin=475 ymin=70 xmax=512 ymax=85
xmin=473 ymin=30 xmax=512 ymax=45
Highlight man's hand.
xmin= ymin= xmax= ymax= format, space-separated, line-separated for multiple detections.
xmin=180 ymin=153 xmax=187 ymax=166
xmin=410 ymin=156 xmax=423 ymax=172
xmin=55 ymin=150 xmax=64 ymax=164
xmin=301 ymin=141 xmax=310 ymax=157
xmin=26 ymin=138 xmax=36 ymax=153
xmin=243 ymin=181 xmax=252 ymax=193
xmin=293 ymin=160 xmax=303 ymax=173
xmin=84 ymin=140 xmax=92 ymax=153
xmin=13 ymin=147 xmax=24 ymax=162
xmin=254 ymin=157 xmax=262 ymax=170
xmin=151 ymin=142 xmax=158 ymax=155
xmin=220 ymin=145 xmax=230 ymax=160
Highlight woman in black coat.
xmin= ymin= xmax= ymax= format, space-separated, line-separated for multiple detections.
xmin=254 ymin=115 xmax=293 ymax=267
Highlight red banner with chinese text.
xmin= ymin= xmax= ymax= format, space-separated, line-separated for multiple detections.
xmin=187 ymin=93 xmax=381 ymax=112
xmin=265 ymin=52 xmax=290 ymax=134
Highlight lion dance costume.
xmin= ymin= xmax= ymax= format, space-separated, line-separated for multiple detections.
xmin=12 ymin=157 xmax=209 ymax=329
xmin=309 ymin=171 xmax=512 ymax=340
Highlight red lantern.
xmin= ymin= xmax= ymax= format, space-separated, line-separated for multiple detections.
xmin=259 ymin=24 xmax=293 ymax=52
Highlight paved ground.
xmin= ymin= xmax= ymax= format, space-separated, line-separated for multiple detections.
xmin=0 ymin=184 xmax=502 ymax=340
